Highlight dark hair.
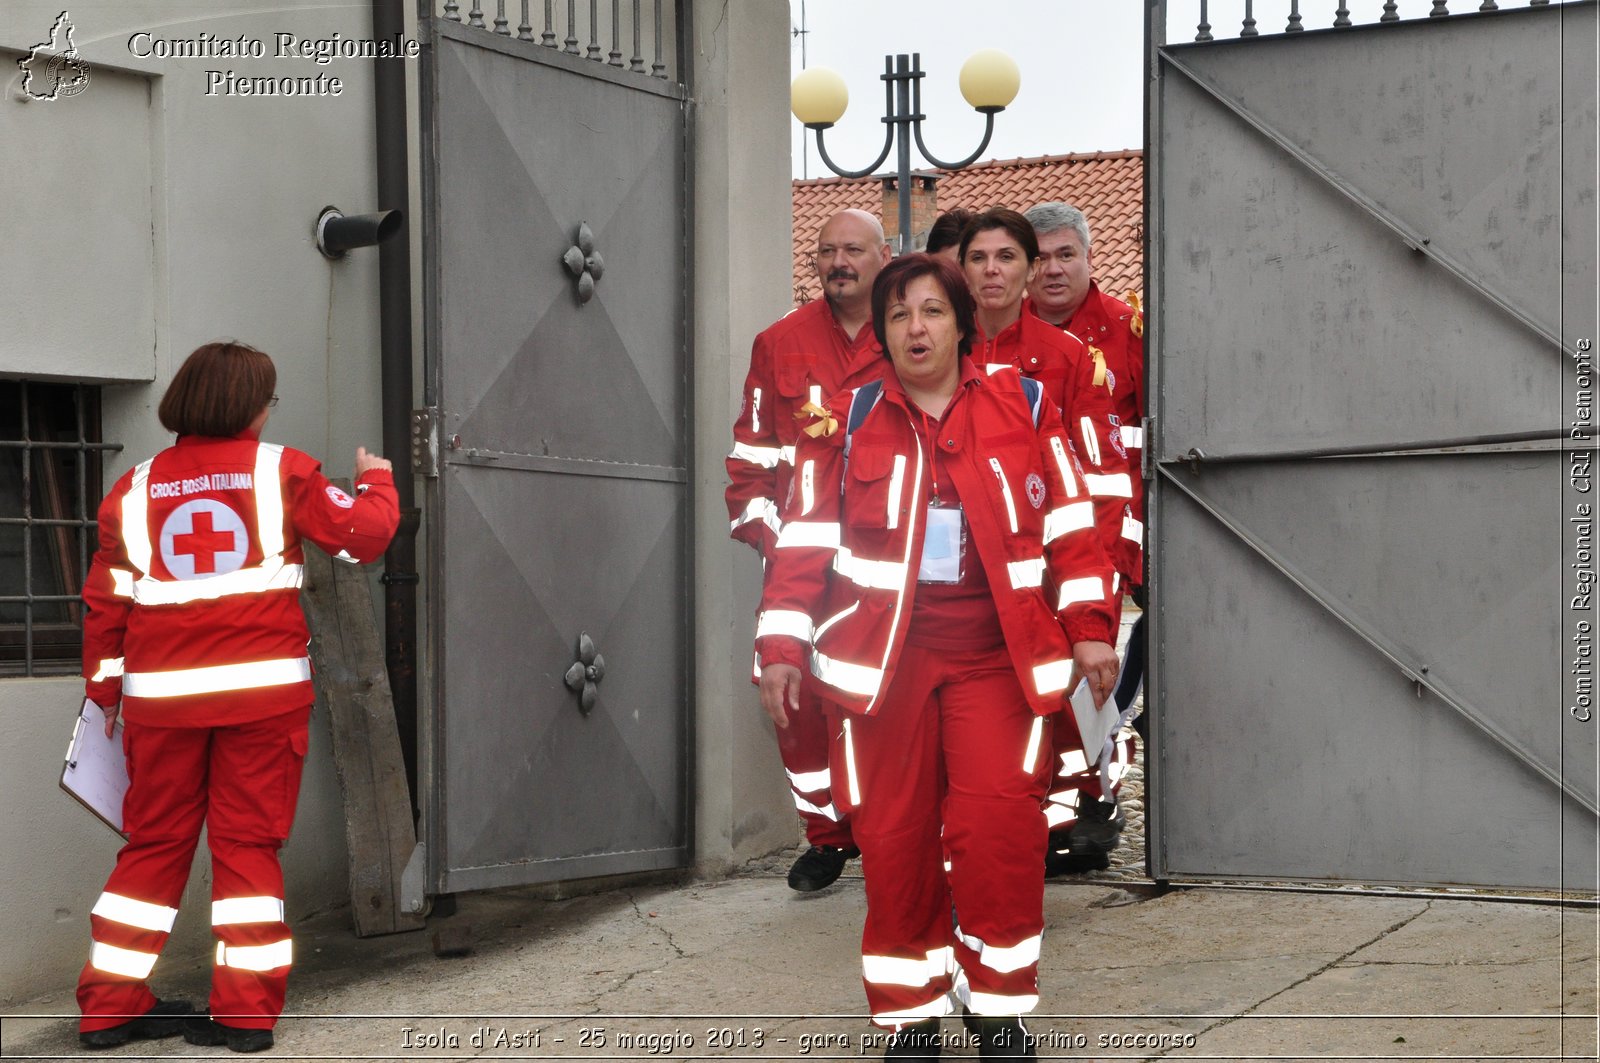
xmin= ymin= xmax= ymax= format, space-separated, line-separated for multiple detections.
xmin=158 ymin=341 xmax=277 ymax=437
xmin=924 ymin=208 xmax=976 ymax=255
xmin=958 ymin=206 xmax=1039 ymax=265
xmin=871 ymin=253 xmax=977 ymax=358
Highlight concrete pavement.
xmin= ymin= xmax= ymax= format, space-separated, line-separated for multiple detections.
xmin=4 ymin=858 xmax=1595 ymax=1061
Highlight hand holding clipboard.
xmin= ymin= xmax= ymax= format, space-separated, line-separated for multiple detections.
xmin=60 ymin=699 xmax=129 ymax=838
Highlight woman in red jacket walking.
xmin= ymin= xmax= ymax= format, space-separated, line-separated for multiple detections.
xmin=757 ymin=256 xmax=1118 ymax=1059
xmin=75 ymin=341 xmax=399 ymax=1053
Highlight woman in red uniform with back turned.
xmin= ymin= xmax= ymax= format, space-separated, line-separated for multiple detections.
xmin=75 ymin=341 xmax=399 ymax=1053
xmin=757 ymin=256 xmax=1118 ymax=1059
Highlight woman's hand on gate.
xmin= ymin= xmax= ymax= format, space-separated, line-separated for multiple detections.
xmin=759 ymin=663 xmax=803 ymax=729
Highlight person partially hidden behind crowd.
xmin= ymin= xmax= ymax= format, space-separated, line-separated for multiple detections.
xmin=727 ymin=209 xmax=892 ymax=892
xmin=1024 ymin=201 xmax=1147 ymax=867
xmin=923 ymin=207 xmax=975 ymax=262
xmin=756 ymin=255 xmax=1118 ymax=1059
xmin=76 ymin=341 xmax=399 ymax=1053
xmin=958 ymin=207 xmax=1135 ymax=872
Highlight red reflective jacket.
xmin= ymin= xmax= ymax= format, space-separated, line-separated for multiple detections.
xmin=972 ymin=311 xmax=1133 ymax=588
xmin=82 ymin=434 xmax=399 ymax=727
xmin=1034 ymin=284 xmax=1146 ymax=585
xmin=756 ymin=361 xmax=1115 ymax=718
xmin=726 ymin=299 xmax=884 ymax=560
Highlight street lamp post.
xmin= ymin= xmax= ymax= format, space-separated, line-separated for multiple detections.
xmin=792 ymin=50 xmax=1021 ymax=254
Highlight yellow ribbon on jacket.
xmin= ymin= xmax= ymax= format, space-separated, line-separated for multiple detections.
xmin=796 ymin=401 xmax=839 ymax=438
xmin=1125 ymin=291 xmax=1145 ymax=338
xmin=1088 ymin=345 xmax=1109 ymax=389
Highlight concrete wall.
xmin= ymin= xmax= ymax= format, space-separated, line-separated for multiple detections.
xmin=0 ymin=0 xmax=390 ymax=1003
xmin=689 ymin=0 xmax=799 ymax=874
xmin=0 ymin=0 xmax=796 ymax=1004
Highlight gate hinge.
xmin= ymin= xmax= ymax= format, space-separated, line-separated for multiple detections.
xmin=411 ymin=407 xmax=440 ymax=478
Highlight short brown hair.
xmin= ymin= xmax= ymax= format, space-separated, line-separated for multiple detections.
xmin=158 ymin=341 xmax=276 ymax=437
xmin=958 ymin=206 xmax=1039 ymax=264
xmin=871 ymin=253 xmax=977 ymax=358
xmin=925 ymin=208 xmax=976 ymax=256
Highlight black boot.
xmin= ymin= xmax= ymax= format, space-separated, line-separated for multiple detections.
xmin=79 ymin=1000 xmax=195 ymax=1049
xmin=977 ymin=1016 xmax=1035 ymax=1059
xmin=884 ymin=1017 xmax=942 ymax=1059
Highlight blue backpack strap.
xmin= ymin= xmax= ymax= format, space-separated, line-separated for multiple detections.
xmin=842 ymin=379 xmax=885 ymax=463
xmin=1018 ymin=375 xmax=1045 ymax=428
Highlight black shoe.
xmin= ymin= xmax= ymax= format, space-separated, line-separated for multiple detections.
xmin=1044 ymin=847 xmax=1111 ymax=876
xmin=884 ymin=1017 xmax=942 ymax=1059
xmin=976 ymin=1016 xmax=1035 ymax=1059
xmin=184 ymin=1015 xmax=275 ymax=1053
xmin=787 ymin=844 xmax=859 ymax=892
xmin=80 ymin=1000 xmax=195 ymax=1048
xmin=1067 ymin=793 xmax=1125 ymax=856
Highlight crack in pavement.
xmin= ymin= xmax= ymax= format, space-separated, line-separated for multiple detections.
xmin=629 ymin=891 xmax=690 ymax=960
xmin=1138 ymin=901 xmax=1434 ymax=1062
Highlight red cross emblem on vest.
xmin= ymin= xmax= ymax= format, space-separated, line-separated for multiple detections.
xmin=159 ymin=499 xmax=250 ymax=579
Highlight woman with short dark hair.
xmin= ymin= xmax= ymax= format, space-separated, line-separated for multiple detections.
xmin=75 ymin=341 xmax=399 ymax=1054
xmin=758 ymin=255 xmax=1118 ymax=1059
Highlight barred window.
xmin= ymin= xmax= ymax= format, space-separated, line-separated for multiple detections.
xmin=0 ymin=382 xmax=119 ymax=676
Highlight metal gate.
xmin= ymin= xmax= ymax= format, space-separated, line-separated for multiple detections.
xmin=419 ymin=4 xmax=690 ymax=893
xmin=1148 ymin=3 xmax=1597 ymax=890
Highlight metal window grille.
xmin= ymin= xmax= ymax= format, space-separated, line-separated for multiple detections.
xmin=0 ymin=381 xmax=119 ymax=676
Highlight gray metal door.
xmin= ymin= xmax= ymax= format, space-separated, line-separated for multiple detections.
xmin=420 ymin=8 xmax=689 ymax=893
xmin=1148 ymin=4 xmax=1597 ymax=890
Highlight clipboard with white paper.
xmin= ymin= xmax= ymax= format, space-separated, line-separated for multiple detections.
xmin=1068 ymin=678 xmax=1120 ymax=769
xmin=59 ymin=699 xmax=129 ymax=838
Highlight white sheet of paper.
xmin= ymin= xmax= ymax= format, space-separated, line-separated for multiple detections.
xmin=60 ymin=699 xmax=129 ymax=837
xmin=918 ymin=505 xmax=962 ymax=583
xmin=1069 ymin=678 xmax=1120 ymax=768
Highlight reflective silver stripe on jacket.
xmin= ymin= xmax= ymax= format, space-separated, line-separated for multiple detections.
xmin=122 ymin=657 xmax=312 ymax=698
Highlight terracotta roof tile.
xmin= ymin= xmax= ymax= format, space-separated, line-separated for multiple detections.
xmin=793 ymin=149 xmax=1144 ymax=307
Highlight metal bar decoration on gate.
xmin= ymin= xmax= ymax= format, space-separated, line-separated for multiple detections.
xmin=1183 ymin=0 xmax=1556 ymax=40
xmin=433 ymin=0 xmax=674 ymax=81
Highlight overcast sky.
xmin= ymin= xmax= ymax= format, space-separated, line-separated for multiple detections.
xmin=788 ymin=0 xmax=1551 ymax=179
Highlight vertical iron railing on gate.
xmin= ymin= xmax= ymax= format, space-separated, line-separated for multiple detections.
xmin=431 ymin=0 xmax=677 ymax=81
xmin=1178 ymin=0 xmax=1556 ymax=41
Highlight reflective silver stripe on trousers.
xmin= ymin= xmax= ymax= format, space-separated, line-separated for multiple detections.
xmin=91 ymin=941 xmax=158 ymax=979
xmin=1022 ymin=716 xmax=1044 ymax=774
xmin=212 ymin=896 xmax=286 ymax=926
xmin=92 ymin=892 xmax=178 ymax=933
xmin=959 ymin=987 xmax=1040 ymax=1016
xmin=954 ymin=927 xmax=1043 ymax=974
xmin=122 ymin=657 xmax=312 ymax=698
xmin=862 ymin=946 xmax=955 ymax=987
xmin=215 ymin=938 xmax=292 ymax=971
xmin=842 ymin=717 xmax=861 ymax=806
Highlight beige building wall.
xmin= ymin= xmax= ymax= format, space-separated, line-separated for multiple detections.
xmin=0 ymin=0 xmax=794 ymax=1005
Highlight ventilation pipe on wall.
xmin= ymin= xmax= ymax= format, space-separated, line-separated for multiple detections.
xmin=372 ymin=0 xmax=421 ymax=817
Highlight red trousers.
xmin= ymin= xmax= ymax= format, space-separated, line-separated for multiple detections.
xmin=77 ymin=705 xmax=311 ymax=1032
xmin=778 ymin=686 xmax=854 ymax=849
xmin=829 ymin=644 xmax=1052 ymax=1030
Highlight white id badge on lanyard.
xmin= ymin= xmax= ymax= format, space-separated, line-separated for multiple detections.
xmin=918 ymin=503 xmax=965 ymax=584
